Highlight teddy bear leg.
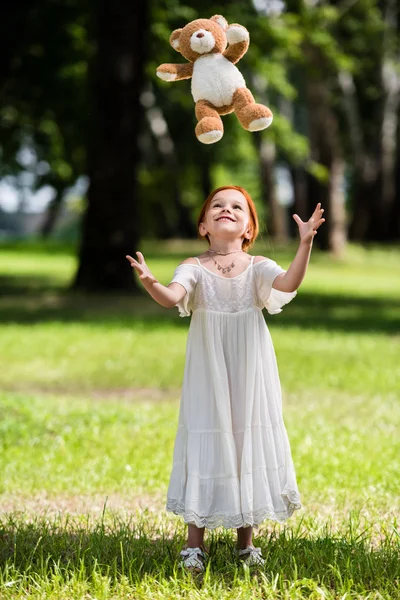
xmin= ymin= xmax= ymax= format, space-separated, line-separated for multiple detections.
xmin=232 ymin=88 xmax=273 ymax=131
xmin=195 ymin=100 xmax=224 ymax=144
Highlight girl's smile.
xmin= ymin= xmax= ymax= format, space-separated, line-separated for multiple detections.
xmin=216 ymin=215 xmax=236 ymax=222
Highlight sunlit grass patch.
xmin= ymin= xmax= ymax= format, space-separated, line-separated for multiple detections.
xmin=0 ymin=390 xmax=399 ymax=519
xmin=0 ymin=511 xmax=399 ymax=599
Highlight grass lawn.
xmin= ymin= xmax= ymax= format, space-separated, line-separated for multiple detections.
xmin=0 ymin=241 xmax=399 ymax=598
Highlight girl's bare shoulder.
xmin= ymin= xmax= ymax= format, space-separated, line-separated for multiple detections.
xmin=253 ymin=255 xmax=269 ymax=264
xmin=179 ymin=257 xmax=199 ymax=265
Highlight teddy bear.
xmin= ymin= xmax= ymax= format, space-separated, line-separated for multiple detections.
xmin=156 ymin=15 xmax=273 ymax=145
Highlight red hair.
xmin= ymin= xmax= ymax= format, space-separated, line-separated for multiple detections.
xmin=197 ymin=186 xmax=259 ymax=251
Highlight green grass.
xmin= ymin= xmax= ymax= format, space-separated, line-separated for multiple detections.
xmin=1 ymin=512 xmax=398 ymax=599
xmin=0 ymin=390 xmax=399 ymax=598
xmin=0 ymin=242 xmax=399 ymax=396
xmin=0 ymin=241 xmax=399 ymax=598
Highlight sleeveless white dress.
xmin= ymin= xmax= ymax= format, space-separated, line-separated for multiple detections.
xmin=166 ymin=256 xmax=301 ymax=529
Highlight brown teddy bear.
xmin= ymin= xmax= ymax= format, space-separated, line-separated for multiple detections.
xmin=156 ymin=15 xmax=273 ymax=145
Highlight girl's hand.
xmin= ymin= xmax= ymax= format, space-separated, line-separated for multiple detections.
xmin=126 ymin=252 xmax=158 ymax=284
xmin=293 ymin=203 xmax=325 ymax=243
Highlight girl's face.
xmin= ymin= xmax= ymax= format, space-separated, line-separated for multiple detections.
xmin=199 ymin=189 xmax=252 ymax=244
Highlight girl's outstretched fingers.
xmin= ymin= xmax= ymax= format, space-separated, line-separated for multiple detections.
xmin=292 ymin=204 xmax=325 ymax=242
xmin=292 ymin=214 xmax=303 ymax=227
xmin=126 ymin=255 xmax=139 ymax=268
xmin=126 ymin=252 xmax=157 ymax=283
xmin=126 ymin=254 xmax=143 ymax=274
xmin=313 ymin=204 xmax=326 ymax=231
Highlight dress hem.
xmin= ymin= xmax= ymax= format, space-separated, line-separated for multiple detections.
xmin=166 ymin=490 xmax=302 ymax=529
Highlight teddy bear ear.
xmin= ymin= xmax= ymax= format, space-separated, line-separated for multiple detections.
xmin=210 ymin=15 xmax=228 ymax=31
xmin=170 ymin=29 xmax=183 ymax=52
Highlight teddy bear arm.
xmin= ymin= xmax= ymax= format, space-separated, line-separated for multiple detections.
xmin=175 ymin=63 xmax=194 ymax=80
xmin=156 ymin=62 xmax=193 ymax=82
xmin=223 ymin=40 xmax=249 ymax=65
xmin=223 ymin=24 xmax=249 ymax=65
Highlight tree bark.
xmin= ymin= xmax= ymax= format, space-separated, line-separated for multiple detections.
xmin=254 ymin=133 xmax=288 ymax=241
xmin=345 ymin=0 xmax=400 ymax=243
xmin=305 ymin=57 xmax=347 ymax=254
xmin=393 ymin=101 xmax=400 ymax=239
xmin=145 ymin=95 xmax=196 ymax=239
xmin=290 ymin=167 xmax=310 ymax=238
xmin=376 ymin=0 xmax=400 ymax=240
xmin=338 ymin=69 xmax=373 ymax=241
xmin=40 ymin=184 xmax=65 ymax=238
xmin=73 ymin=0 xmax=148 ymax=291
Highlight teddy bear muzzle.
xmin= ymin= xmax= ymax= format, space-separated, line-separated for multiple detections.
xmin=190 ymin=30 xmax=216 ymax=54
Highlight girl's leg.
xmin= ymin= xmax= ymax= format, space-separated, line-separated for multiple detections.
xmin=186 ymin=524 xmax=206 ymax=549
xmin=237 ymin=526 xmax=253 ymax=549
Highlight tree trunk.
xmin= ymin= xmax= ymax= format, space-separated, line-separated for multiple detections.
xmin=145 ymin=94 xmax=196 ymax=239
xmin=345 ymin=0 xmax=400 ymax=243
xmin=73 ymin=0 xmax=148 ymax=291
xmin=305 ymin=63 xmax=347 ymax=254
xmin=254 ymin=133 xmax=288 ymax=241
xmin=290 ymin=167 xmax=310 ymax=238
xmin=40 ymin=184 xmax=65 ymax=238
xmin=349 ymin=159 xmax=381 ymax=241
xmin=393 ymin=101 xmax=400 ymax=239
xmin=338 ymin=70 xmax=374 ymax=241
xmin=375 ymin=0 xmax=400 ymax=241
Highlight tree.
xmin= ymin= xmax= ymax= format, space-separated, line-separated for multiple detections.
xmin=0 ymin=0 xmax=92 ymax=236
xmin=338 ymin=0 xmax=400 ymax=242
xmin=73 ymin=0 xmax=149 ymax=291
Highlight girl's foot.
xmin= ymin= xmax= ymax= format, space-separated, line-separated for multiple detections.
xmin=238 ymin=545 xmax=265 ymax=567
xmin=179 ymin=547 xmax=207 ymax=572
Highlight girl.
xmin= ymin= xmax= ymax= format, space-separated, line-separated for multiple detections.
xmin=126 ymin=185 xmax=324 ymax=572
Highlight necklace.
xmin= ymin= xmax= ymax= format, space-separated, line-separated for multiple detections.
xmin=206 ymin=249 xmax=243 ymax=274
xmin=207 ymin=249 xmax=243 ymax=256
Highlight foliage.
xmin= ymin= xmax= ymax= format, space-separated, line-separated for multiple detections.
xmin=0 ymin=0 xmax=93 ymax=196
xmin=0 ymin=0 xmax=398 ymax=248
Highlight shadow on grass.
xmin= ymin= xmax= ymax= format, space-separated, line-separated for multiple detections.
xmin=0 ymin=516 xmax=398 ymax=594
xmin=0 ymin=281 xmax=399 ymax=335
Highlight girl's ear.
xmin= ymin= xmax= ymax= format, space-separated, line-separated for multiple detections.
xmin=199 ymin=222 xmax=207 ymax=236
xmin=245 ymin=229 xmax=252 ymax=240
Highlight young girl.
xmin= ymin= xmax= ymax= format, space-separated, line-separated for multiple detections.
xmin=126 ymin=185 xmax=324 ymax=571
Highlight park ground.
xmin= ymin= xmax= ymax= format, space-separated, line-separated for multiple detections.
xmin=0 ymin=241 xmax=399 ymax=599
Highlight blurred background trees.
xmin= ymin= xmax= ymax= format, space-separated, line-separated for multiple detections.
xmin=1 ymin=0 xmax=399 ymax=290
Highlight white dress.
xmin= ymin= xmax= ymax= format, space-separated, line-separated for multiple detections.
xmin=166 ymin=256 xmax=302 ymax=529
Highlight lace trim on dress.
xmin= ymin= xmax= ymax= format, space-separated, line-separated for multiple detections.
xmin=166 ymin=489 xmax=301 ymax=529
xmin=195 ymin=268 xmax=256 ymax=313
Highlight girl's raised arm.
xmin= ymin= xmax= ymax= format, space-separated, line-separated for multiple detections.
xmin=272 ymin=203 xmax=325 ymax=293
xmin=126 ymin=252 xmax=186 ymax=308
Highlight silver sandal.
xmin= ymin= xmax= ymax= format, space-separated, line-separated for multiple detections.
xmin=179 ymin=547 xmax=206 ymax=572
xmin=238 ymin=545 xmax=265 ymax=567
